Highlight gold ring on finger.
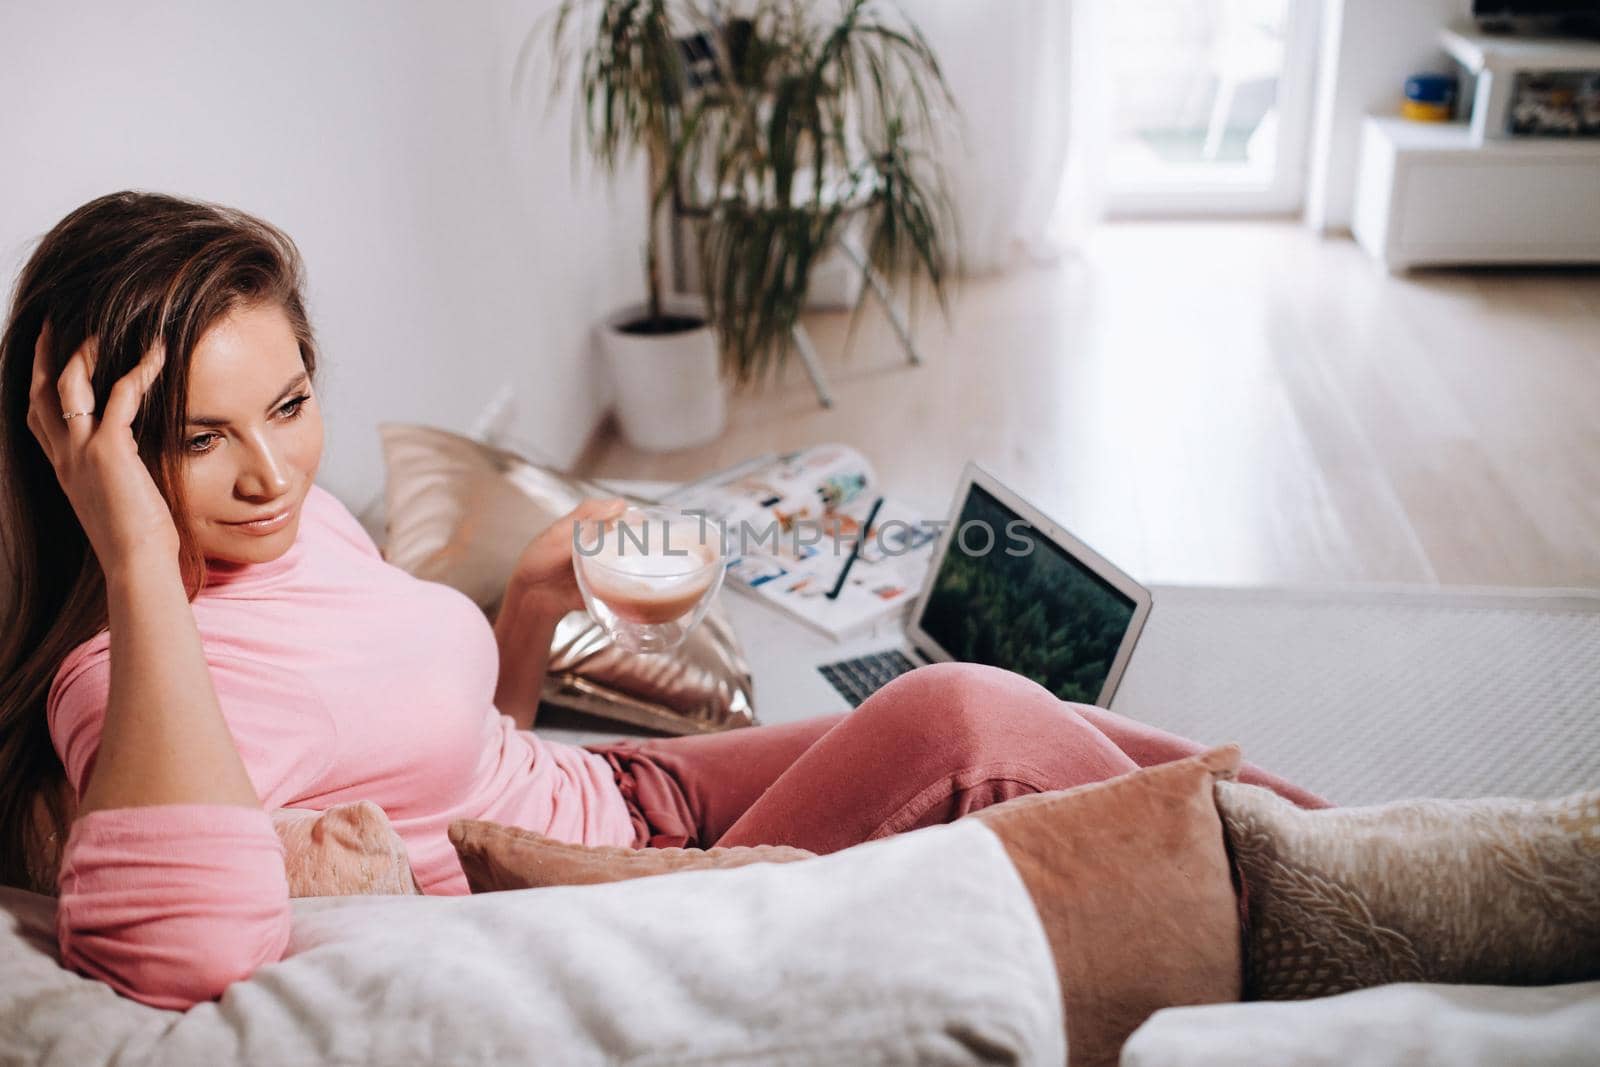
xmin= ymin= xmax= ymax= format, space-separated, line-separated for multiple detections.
xmin=61 ymin=410 xmax=93 ymax=421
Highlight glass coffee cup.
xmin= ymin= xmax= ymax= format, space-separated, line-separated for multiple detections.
xmin=572 ymin=505 xmax=727 ymax=653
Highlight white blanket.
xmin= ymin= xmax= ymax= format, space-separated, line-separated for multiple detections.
xmin=1 ymin=820 xmax=1063 ymax=1066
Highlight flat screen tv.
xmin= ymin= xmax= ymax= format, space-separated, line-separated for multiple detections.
xmin=1474 ymin=0 xmax=1600 ymax=35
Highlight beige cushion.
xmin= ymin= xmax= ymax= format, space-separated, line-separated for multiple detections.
xmin=1217 ymin=780 xmax=1600 ymax=1000
xmin=271 ymin=801 xmax=421 ymax=897
xmin=378 ymin=422 xmax=755 ymax=736
xmin=971 ymin=745 xmax=1246 ymax=1067
xmin=447 ymin=817 xmax=816 ymax=893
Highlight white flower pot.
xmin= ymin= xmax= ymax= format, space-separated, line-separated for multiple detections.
xmin=599 ymin=295 xmax=727 ymax=453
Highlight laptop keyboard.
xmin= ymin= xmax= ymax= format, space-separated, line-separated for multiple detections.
xmin=818 ymin=649 xmax=920 ymax=707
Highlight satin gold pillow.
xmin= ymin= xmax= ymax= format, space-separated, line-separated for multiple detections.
xmin=377 ymin=423 xmax=756 ymax=736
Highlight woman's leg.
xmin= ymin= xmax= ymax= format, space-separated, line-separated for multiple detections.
xmin=588 ymin=660 xmax=1329 ymax=852
xmin=585 ymin=712 xmax=847 ymax=848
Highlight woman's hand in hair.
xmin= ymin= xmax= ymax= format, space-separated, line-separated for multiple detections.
xmin=25 ymin=324 xmax=179 ymax=572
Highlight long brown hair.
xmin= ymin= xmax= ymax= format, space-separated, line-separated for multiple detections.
xmin=0 ymin=191 xmax=320 ymax=893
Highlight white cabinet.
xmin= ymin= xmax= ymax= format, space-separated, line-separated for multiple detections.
xmin=1352 ymin=117 xmax=1600 ymax=270
xmin=1351 ymin=25 xmax=1600 ymax=271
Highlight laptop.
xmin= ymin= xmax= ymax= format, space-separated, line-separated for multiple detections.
xmin=806 ymin=462 xmax=1154 ymax=710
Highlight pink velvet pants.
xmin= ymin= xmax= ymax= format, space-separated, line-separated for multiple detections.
xmin=583 ymin=661 xmax=1329 ymax=853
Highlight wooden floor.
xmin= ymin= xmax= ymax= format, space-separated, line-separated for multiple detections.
xmin=575 ymin=222 xmax=1600 ymax=590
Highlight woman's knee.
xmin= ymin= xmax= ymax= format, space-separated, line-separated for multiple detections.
xmin=857 ymin=662 xmax=1140 ymax=782
xmin=853 ymin=661 xmax=1068 ymax=752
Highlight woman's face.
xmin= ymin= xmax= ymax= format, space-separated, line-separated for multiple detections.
xmin=180 ymin=301 xmax=323 ymax=565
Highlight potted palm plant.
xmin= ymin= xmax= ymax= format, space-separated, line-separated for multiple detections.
xmin=545 ymin=0 xmax=957 ymax=451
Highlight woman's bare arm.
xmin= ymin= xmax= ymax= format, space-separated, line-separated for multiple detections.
xmin=492 ymin=583 xmax=561 ymax=731
xmin=79 ymin=552 xmax=260 ymax=813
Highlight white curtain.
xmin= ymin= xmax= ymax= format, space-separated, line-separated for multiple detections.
xmin=911 ymin=0 xmax=1108 ymax=275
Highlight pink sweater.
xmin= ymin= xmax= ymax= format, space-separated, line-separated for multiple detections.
xmin=48 ymin=483 xmax=637 ymax=1010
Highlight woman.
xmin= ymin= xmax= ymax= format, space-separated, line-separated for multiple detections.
xmin=0 ymin=191 xmax=1324 ymax=1012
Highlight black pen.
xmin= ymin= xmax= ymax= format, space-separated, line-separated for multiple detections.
xmin=826 ymin=496 xmax=883 ymax=600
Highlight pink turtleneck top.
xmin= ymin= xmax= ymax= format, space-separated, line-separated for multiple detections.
xmin=48 ymin=482 xmax=637 ymax=1010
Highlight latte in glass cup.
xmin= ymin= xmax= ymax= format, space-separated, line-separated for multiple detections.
xmin=573 ymin=507 xmax=726 ymax=652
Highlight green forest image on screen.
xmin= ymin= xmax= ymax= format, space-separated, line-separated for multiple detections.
xmin=920 ymin=487 xmax=1134 ymax=703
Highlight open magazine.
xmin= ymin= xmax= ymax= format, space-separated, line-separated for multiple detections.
xmin=660 ymin=445 xmax=938 ymax=641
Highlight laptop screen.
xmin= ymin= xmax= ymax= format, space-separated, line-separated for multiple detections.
xmin=916 ymin=484 xmax=1137 ymax=704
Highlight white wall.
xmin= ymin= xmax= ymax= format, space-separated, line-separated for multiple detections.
xmin=0 ymin=1 xmax=646 ymax=510
xmin=1305 ymin=0 xmax=1471 ymax=231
